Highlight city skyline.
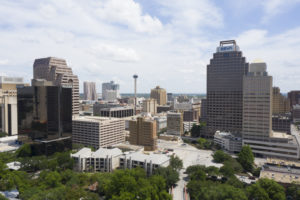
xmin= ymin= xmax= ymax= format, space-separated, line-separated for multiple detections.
xmin=0 ymin=0 xmax=300 ymax=93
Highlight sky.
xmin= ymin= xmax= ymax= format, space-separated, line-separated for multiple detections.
xmin=0 ymin=0 xmax=300 ymax=93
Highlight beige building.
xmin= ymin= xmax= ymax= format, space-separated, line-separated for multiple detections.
xmin=33 ymin=57 xmax=79 ymax=115
xmin=166 ymin=112 xmax=183 ymax=136
xmin=0 ymin=76 xmax=26 ymax=135
xmin=242 ymin=61 xmax=300 ymax=159
xmin=142 ymin=99 xmax=157 ymax=114
xmin=243 ymin=62 xmax=273 ymax=142
xmin=83 ymin=81 xmax=97 ymax=101
xmin=150 ymin=86 xmax=167 ymax=105
xmin=72 ymin=116 xmax=125 ymax=149
xmin=272 ymin=87 xmax=290 ymax=115
xmin=129 ymin=117 xmax=157 ymax=151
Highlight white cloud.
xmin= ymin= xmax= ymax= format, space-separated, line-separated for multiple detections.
xmin=237 ymin=27 xmax=300 ymax=92
xmin=261 ymin=0 xmax=300 ymax=22
xmin=89 ymin=43 xmax=140 ymax=63
xmin=96 ymin=0 xmax=163 ymax=34
xmin=157 ymin=0 xmax=223 ymax=30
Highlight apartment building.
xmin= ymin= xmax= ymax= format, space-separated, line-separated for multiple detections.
xmin=129 ymin=117 xmax=157 ymax=151
xmin=72 ymin=116 xmax=125 ymax=149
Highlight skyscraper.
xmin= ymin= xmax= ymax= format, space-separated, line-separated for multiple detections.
xmin=242 ymin=62 xmax=299 ymax=159
xmin=206 ymin=40 xmax=249 ymax=137
xmin=83 ymin=81 xmax=97 ymax=101
xmin=272 ymin=87 xmax=290 ymax=115
xmin=0 ymin=76 xmax=26 ymax=135
xmin=242 ymin=61 xmax=272 ymax=141
xmin=288 ymin=91 xmax=300 ymax=109
xmin=33 ymin=57 xmax=79 ymax=115
xmin=18 ymin=79 xmax=72 ymax=155
xmin=150 ymin=86 xmax=167 ymax=105
xmin=102 ymin=81 xmax=120 ymax=101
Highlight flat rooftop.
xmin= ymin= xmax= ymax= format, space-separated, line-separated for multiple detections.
xmin=260 ymin=170 xmax=300 ymax=184
xmin=122 ymin=151 xmax=170 ymax=165
xmin=71 ymin=147 xmax=123 ymax=158
xmin=266 ymin=158 xmax=300 ymax=168
xmin=73 ymin=116 xmax=123 ymax=123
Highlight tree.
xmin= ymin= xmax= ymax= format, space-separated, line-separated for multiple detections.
xmin=237 ymin=145 xmax=254 ymax=172
xmin=220 ymin=164 xmax=234 ymax=177
xmin=191 ymin=124 xmax=201 ymax=137
xmin=154 ymin=167 xmax=179 ymax=189
xmin=169 ymin=155 xmax=183 ymax=171
xmin=190 ymin=169 xmax=206 ymax=181
xmin=0 ymin=194 xmax=8 ymax=200
xmin=258 ymin=178 xmax=286 ymax=200
xmin=16 ymin=144 xmax=32 ymax=157
xmin=247 ymin=183 xmax=270 ymax=200
xmin=212 ymin=150 xmax=231 ymax=163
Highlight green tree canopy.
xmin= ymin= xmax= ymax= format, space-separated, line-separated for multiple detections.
xmin=212 ymin=150 xmax=231 ymax=163
xmin=237 ymin=145 xmax=254 ymax=172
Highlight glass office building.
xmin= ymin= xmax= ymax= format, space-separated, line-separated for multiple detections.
xmin=17 ymin=83 xmax=72 ymax=155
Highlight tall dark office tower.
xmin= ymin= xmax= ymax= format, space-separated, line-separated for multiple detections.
xmin=33 ymin=57 xmax=79 ymax=115
xmin=206 ymin=40 xmax=249 ymax=137
xmin=17 ymin=80 xmax=72 ymax=155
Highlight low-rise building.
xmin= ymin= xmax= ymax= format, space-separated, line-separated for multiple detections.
xmin=72 ymin=116 xmax=125 ymax=149
xmin=71 ymin=147 xmax=123 ymax=172
xmin=157 ymin=105 xmax=171 ymax=113
xmin=292 ymin=105 xmax=300 ymax=123
xmin=93 ymin=103 xmax=134 ymax=118
xmin=214 ymin=131 xmax=242 ymax=153
xmin=260 ymin=158 xmax=300 ymax=185
xmin=183 ymin=121 xmax=198 ymax=132
xmin=119 ymin=151 xmax=170 ymax=175
xmin=272 ymin=114 xmax=291 ymax=134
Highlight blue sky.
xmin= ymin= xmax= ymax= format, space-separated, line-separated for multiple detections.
xmin=0 ymin=0 xmax=300 ymax=93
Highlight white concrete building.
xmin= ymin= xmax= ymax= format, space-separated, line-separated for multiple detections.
xmin=72 ymin=116 xmax=125 ymax=149
xmin=71 ymin=147 xmax=122 ymax=172
xmin=120 ymin=151 xmax=170 ymax=175
xmin=214 ymin=131 xmax=242 ymax=153
xmin=183 ymin=121 xmax=198 ymax=132
xmin=154 ymin=115 xmax=167 ymax=132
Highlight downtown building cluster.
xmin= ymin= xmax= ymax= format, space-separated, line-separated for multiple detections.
xmin=207 ymin=40 xmax=300 ymax=159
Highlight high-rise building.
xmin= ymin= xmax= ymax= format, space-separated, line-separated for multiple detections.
xmin=167 ymin=93 xmax=173 ymax=102
xmin=33 ymin=57 xmax=79 ymax=115
xmin=166 ymin=112 xmax=183 ymax=136
xmin=206 ymin=40 xmax=249 ymax=137
xmin=17 ymin=79 xmax=72 ymax=155
xmin=288 ymin=91 xmax=300 ymax=109
xmin=242 ymin=61 xmax=272 ymax=142
xmin=72 ymin=116 xmax=125 ymax=149
xmin=0 ymin=76 xmax=26 ymax=135
xmin=142 ymin=99 xmax=157 ymax=114
xmin=150 ymin=86 xmax=167 ymax=105
xmin=129 ymin=117 xmax=157 ymax=151
xmin=242 ymin=62 xmax=300 ymax=159
xmin=272 ymin=87 xmax=290 ymax=115
xmin=83 ymin=81 xmax=97 ymax=101
xmin=102 ymin=81 xmax=120 ymax=101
